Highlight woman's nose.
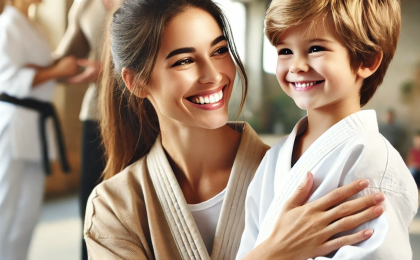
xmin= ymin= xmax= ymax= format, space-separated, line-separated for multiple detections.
xmin=198 ymin=59 xmax=223 ymax=84
xmin=289 ymin=55 xmax=309 ymax=74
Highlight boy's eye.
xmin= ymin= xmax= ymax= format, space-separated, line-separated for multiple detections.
xmin=278 ymin=48 xmax=293 ymax=55
xmin=171 ymin=58 xmax=194 ymax=67
xmin=309 ymin=46 xmax=326 ymax=53
xmin=213 ymin=46 xmax=229 ymax=56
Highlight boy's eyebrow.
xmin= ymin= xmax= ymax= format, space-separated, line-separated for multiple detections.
xmin=276 ymin=38 xmax=333 ymax=46
xmin=165 ymin=35 xmax=226 ymax=59
xmin=309 ymin=38 xmax=333 ymax=43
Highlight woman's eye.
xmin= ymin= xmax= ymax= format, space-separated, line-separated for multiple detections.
xmin=213 ymin=47 xmax=229 ymax=55
xmin=309 ymin=46 xmax=326 ymax=53
xmin=172 ymin=58 xmax=194 ymax=67
xmin=278 ymin=48 xmax=292 ymax=55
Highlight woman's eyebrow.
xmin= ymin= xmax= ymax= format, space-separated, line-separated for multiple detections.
xmin=211 ymin=35 xmax=226 ymax=47
xmin=166 ymin=47 xmax=196 ymax=59
xmin=165 ymin=35 xmax=226 ymax=60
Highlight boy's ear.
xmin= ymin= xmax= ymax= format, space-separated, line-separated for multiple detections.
xmin=122 ymin=67 xmax=148 ymax=98
xmin=357 ymin=51 xmax=383 ymax=79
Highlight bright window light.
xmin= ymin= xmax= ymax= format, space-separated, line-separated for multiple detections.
xmin=263 ymin=35 xmax=277 ymax=74
xmin=213 ymin=0 xmax=246 ymax=62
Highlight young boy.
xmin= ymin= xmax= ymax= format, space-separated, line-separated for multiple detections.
xmin=237 ymin=0 xmax=418 ymax=259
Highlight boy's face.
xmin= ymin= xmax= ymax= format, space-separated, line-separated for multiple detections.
xmin=275 ymin=21 xmax=363 ymax=111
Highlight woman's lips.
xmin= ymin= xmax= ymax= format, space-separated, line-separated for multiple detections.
xmin=186 ymin=87 xmax=225 ymax=110
xmin=290 ymin=80 xmax=324 ymax=92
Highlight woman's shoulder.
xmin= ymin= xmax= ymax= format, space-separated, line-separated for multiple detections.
xmin=84 ymin=157 xmax=151 ymax=238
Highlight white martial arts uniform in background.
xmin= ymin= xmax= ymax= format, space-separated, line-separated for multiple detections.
xmin=237 ymin=110 xmax=418 ymax=260
xmin=0 ymin=5 xmax=56 ymax=260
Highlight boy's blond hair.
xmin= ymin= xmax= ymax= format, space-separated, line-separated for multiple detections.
xmin=265 ymin=0 xmax=401 ymax=106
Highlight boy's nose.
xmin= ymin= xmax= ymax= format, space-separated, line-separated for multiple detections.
xmin=289 ymin=56 xmax=309 ymax=74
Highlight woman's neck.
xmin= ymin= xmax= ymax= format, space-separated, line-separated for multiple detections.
xmin=12 ymin=1 xmax=31 ymax=18
xmin=160 ymin=122 xmax=241 ymax=204
xmin=292 ymin=98 xmax=361 ymax=166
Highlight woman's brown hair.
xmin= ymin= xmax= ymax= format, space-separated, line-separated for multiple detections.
xmin=100 ymin=0 xmax=248 ymax=179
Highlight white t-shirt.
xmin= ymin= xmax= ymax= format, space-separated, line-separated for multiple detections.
xmin=188 ymin=189 xmax=226 ymax=254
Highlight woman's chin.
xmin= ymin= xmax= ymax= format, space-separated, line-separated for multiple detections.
xmin=193 ymin=114 xmax=229 ymax=130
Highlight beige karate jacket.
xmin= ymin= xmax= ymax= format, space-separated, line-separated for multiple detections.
xmin=84 ymin=123 xmax=269 ymax=260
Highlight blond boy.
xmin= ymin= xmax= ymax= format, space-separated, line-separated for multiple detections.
xmin=237 ymin=0 xmax=418 ymax=259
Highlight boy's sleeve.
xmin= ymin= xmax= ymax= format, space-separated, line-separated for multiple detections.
xmin=312 ymin=135 xmax=418 ymax=260
xmin=236 ymin=146 xmax=279 ymax=259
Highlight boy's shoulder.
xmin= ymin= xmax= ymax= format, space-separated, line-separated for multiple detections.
xmin=342 ymin=130 xmax=417 ymax=198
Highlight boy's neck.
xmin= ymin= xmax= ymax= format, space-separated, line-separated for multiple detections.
xmin=292 ymin=99 xmax=361 ymax=166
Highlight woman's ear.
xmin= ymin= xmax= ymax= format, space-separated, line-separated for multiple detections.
xmin=122 ymin=67 xmax=148 ymax=98
xmin=357 ymin=51 xmax=383 ymax=79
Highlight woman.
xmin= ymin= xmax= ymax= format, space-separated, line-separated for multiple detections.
xmin=84 ymin=0 xmax=385 ymax=259
xmin=0 ymin=0 xmax=77 ymax=259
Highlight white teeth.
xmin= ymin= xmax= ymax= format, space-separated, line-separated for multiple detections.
xmin=192 ymin=89 xmax=224 ymax=105
xmin=295 ymin=81 xmax=317 ymax=88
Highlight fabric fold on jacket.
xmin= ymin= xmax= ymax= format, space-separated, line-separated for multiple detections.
xmin=84 ymin=122 xmax=269 ymax=260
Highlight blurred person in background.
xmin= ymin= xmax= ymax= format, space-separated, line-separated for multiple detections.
xmin=54 ymin=0 xmax=117 ymax=259
xmin=0 ymin=0 xmax=78 ymax=259
xmin=407 ymin=130 xmax=420 ymax=187
xmin=379 ymin=108 xmax=406 ymax=155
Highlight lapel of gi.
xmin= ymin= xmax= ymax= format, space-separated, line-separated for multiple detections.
xmin=147 ymin=137 xmax=209 ymax=260
xmin=211 ymin=122 xmax=267 ymax=260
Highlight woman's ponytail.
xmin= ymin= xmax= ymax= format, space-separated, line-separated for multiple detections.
xmin=99 ymin=26 xmax=159 ymax=180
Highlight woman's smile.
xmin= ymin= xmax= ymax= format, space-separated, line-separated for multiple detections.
xmin=186 ymin=85 xmax=225 ymax=110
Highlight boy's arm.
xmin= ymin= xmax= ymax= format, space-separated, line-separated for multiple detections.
xmin=312 ymin=135 xmax=418 ymax=260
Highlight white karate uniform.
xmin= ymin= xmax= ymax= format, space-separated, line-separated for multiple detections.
xmin=237 ymin=110 xmax=418 ymax=260
xmin=0 ymin=5 xmax=55 ymax=260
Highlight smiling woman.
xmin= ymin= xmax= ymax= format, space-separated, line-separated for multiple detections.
xmin=84 ymin=0 xmax=386 ymax=259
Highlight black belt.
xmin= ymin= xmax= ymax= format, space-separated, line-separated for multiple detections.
xmin=0 ymin=93 xmax=70 ymax=175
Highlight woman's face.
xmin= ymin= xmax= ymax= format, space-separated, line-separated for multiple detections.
xmin=146 ymin=7 xmax=236 ymax=130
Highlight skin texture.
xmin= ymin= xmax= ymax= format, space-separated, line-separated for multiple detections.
xmin=274 ymin=20 xmax=382 ymax=163
xmin=122 ymin=8 xmax=385 ymax=259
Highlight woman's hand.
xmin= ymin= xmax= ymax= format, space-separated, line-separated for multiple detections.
xmin=244 ymin=172 xmax=384 ymax=260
